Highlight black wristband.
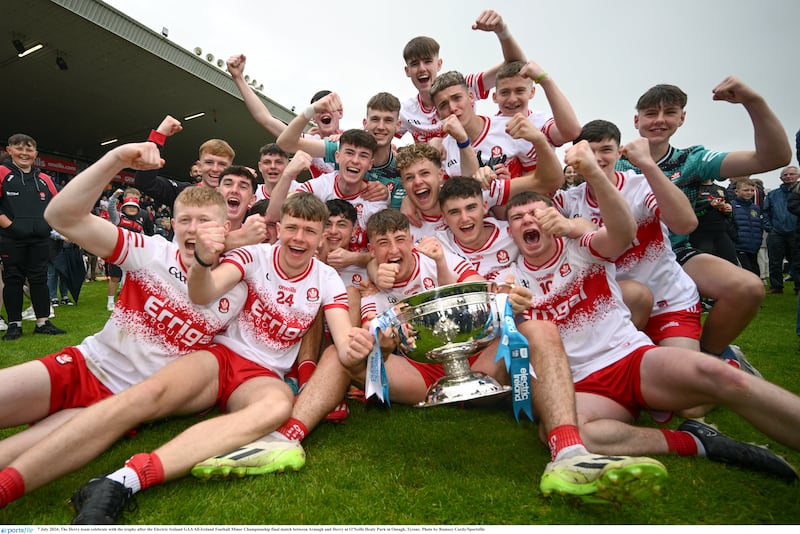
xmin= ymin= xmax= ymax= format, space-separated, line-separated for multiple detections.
xmin=193 ymin=250 xmax=213 ymax=268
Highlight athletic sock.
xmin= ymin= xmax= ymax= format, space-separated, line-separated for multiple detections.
xmin=277 ymin=418 xmax=308 ymax=442
xmin=660 ymin=428 xmax=701 ymax=456
xmin=297 ymin=360 xmax=317 ymax=389
xmin=107 ymin=452 xmax=164 ymax=494
xmin=548 ymin=425 xmax=589 ymax=462
xmin=0 ymin=467 xmax=25 ymax=508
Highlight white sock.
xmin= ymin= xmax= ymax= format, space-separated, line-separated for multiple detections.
xmin=107 ymin=296 xmax=115 ymax=305
xmin=554 ymin=444 xmax=590 ymax=462
xmin=105 ymin=466 xmax=142 ymax=494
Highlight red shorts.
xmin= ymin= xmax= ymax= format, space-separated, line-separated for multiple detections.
xmin=39 ymin=347 xmax=114 ymax=413
xmin=207 ymin=343 xmax=280 ymax=412
xmin=574 ymin=344 xmax=657 ymax=419
xmin=644 ymin=304 xmax=702 ymax=344
xmin=402 ymin=354 xmax=481 ymax=388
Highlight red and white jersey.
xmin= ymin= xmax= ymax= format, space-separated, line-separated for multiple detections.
xmin=303 ymin=132 xmax=337 ymax=178
xmin=255 ymin=180 xmax=299 ymax=203
xmin=442 ymin=115 xmax=537 ymax=179
xmin=361 ymin=248 xmax=480 ymax=320
xmin=218 ymin=243 xmax=349 ymax=377
xmin=553 ymin=170 xmax=699 ymax=316
xmin=296 ymin=172 xmax=389 ymax=252
xmin=410 ymin=179 xmax=511 ymax=243
xmin=437 ymin=217 xmax=517 ymax=281
xmin=496 ymin=108 xmax=560 ymax=148
xmin=397 ymin=72 xmax=488 ymax=144
xmin=80 ymin=228 xmax=246 ymax=393
xmin=337 ymin=264 xmax=369 ymax=289
xmin=501 ymin=234 xmax=652 ymax=382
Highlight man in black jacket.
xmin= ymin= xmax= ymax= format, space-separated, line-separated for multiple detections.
xmin=0 ymin=134 xmax=66 ymax=340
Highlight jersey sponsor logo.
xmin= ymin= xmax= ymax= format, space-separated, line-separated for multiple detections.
xmin=559 ymin=263 xmax=572 ymax=277
xmin=528 ymin=284 xmax=588 ymax=322
xmin=168 ymin=266 xmax=187 ymax=284
xmin=55 ymin=353 xmax=73 ymax=365
xmin=445 ymin=158 xmax=458 ymax=169
xmin=307 ymin=288 xmax=319 ymax=302
xmin=250 ymin=299 xmax=304 ymax=343
xmin=219 ymin=298 xmax=230 ymax=313
xmin=143 ymin=295 xmax=210 ymax=347
xmin=423 ymin=277 xmax=435 ymax=290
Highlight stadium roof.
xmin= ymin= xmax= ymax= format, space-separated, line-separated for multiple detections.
xmin=1 ymin=0 xmax=295 ymax=181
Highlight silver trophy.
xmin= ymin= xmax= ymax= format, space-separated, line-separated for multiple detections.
xmin=385 ymin=281 xmax=511 ymax=407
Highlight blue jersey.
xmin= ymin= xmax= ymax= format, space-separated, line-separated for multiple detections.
xmin=616 ymin=144 xmax=727 ymax=249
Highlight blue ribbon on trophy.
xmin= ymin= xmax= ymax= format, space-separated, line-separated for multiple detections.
xmin=494 ymin=293 xmax=534 ymax=422
xmin=365 ymin=308 xmax=398 ymax=405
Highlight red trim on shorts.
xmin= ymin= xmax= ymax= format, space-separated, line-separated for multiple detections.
xmin=574 ymin=345 xmax=657 ymax=419
xmin=39 ymin=348 xmax=114 ymax=414
xmin=206 ymin=343 xmax=280 ymax=412
xmin=645 ymin=305 xmax=702 ymax=344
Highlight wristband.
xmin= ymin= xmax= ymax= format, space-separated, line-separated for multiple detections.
xmin=497 ymin=24 xmax=511 ymax=40
xmin=193 ymin=250 xmax=214 ymax=268
xmin=303 ymin=105 xmax=316 ymax=120
xmin=147 ymin=130 xmax=166 ymax=146
xmin=534 ymin=72 xmax=549 ymax=84
xmin=457 ymin=137 xmax=471 ymax=149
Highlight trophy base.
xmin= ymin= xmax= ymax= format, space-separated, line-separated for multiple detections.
xmin=415 ymin=372 xmax=511 ymax=408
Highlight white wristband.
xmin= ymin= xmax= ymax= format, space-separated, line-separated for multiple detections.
xmin=497 ymin=24 xmax=511 ymax=40
xmin=303 ymin=105 xmax=316 ymax=120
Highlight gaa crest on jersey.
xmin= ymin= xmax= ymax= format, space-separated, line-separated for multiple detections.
xmin=355 ymin=203 xmax=364 ymax=214
xmin=423 ymin=277 xmax=435 ymax=290
xmin=491 ymin=146 xmax=503 ymax=158
xmin=352 ymin=273 xmax=363 ymax=285
xmin=55 ymin=353 xmax=73 ymax=365
xmin=307 ymin=287 xmax=320 ymax=302
xmin=497 ymin=249 xmax=510 ymax=264
xmin=219 ymin=298 xmax=230 ymax=313
xmin=559 ymin=263 xmax=572 ymax=277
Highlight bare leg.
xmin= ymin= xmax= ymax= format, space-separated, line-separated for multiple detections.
xmin=619 ymin=280 xmax=655 ymax=331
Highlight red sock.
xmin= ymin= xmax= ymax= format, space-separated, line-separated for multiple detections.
xmin=124 ymin=452 xmax=165 ymax=490
xmin=547 ymin=425 xmax=584 ymax=461
xmin=277 ymin=418 xmax=308 ymax=441
xmin=0 ymin=467 xmax=25 ymax=508
xmin=297 ymin=360 xmax=317 ymax=389
xmin=660 ymin=429 xmax=699 ymax=456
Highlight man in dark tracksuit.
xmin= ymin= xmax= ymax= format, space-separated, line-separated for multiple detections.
xmin=0 ymin=134 xmax=66 ymax=340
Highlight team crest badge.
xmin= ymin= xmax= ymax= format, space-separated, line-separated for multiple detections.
xmin=307 ymin=288 xmax=320 ymax=302
xmin=423 ymin=277 xmax=435 ymax=290
xmin=219 ymin=298 xmax=230 ymax=313
xmin=352 ymin=273 xmax=363 ymax=285
xmin=559 ymin=263 xmax=571 ymax=277
xmin=491 ymin=146 xmax=502 ymax=157
xmin=497 ymin=250 xmax=510 ymax=264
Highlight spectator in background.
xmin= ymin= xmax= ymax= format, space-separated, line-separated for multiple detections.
xmin=726 ymin=175 xmax=764 ymax=207
xmin=560 ymin=164 xmax=583 ymax=190
xmin=753 ymin=178 xmax=770 ymax=282
xmin=763 ymin=166 xmax=799 ymax=294
xmin=732 ymin=178 xmax=764 ymax=277
xmin=689 ymin=177 xmax=738 ymax=265
xmin=0 ymin=134 xmax=66 ymax=340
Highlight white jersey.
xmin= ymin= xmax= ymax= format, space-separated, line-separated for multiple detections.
xmin=500 ymin=234 xmax=652 ymax=382
xmin=437 ymin=217 xmax=517 ymax=282
xmin=398 ymin=72 xmax=488 ymax=144
xmin=303 ymin=132 xmax=337 ymax=178
xmin=410 ymin=178 xmax=511 ymax=243
xmin=79 ymin=228 xmax=246 ymax=393
xmin=337 ymin=263 xmax=369 ymax=289
xmin=217 ymin=243 xmax=349 ymax=377
xmin=496 ymin=108 xmax=560 ymax=148
xmin=255 ymin=181 xmax=299 ymax=203
xmin=361 ymin=248 xmax=480 ymax=320
xmin=296 ymin=172 xmax=389 ymax=252
xmin=441 ymin=115 xmax=537 ymax=179
xmin=553 ymin=170 xmax=700 ymax=316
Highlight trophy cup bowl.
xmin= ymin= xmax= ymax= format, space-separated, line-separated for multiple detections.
xmin=387 ymin=281 xmax=511 ymax=407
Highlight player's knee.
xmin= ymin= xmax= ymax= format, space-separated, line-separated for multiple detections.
xmin=694 ymin=355 xmax=749 ymax=399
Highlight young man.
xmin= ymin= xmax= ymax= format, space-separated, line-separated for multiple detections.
xmin=253 ymin=144 xmax=302 ymax=202
xmin=492 ymin=60 xmax=580 ymax=152
xmin=277 ymin=91 xmax=405 ymax=209
xmin=399 ymin=9 xmax=525 ymax=143
xmin=226 ymin=54 xmax=341 ymax=178
xmin=616 ymin=78 xmax=791 ymax=368
xmin=193 ymin=208 xmax=669 ymax=503
xmin=0 ymin=142 xmax=247 ymax=511
xmin=502 ymin=141 xmax=799 ymax=483
xmin=0 ymin=134 xmax=66 ymax=340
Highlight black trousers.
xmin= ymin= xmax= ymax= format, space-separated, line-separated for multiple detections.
xmin=0 ymin=237 xmax=51 ymax=322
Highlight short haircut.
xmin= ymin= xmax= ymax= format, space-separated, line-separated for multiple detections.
xmin=199 ymin=139 xmax=235 ymax=161
xmin=496 ymin=61 xmax=529 ymax=83
xmin=636 ymin=84 xmax=688 ymax=111
xmin=736 ymin=178 xmax=756 ymax=190
xmin=366 ymin=92 xmax=401 ymax=114
xmin=218 ymin=165 xmax=257 ymax=192
xmin=7 ymin=133 xmax=36 ymax=148
xmin=282 ymin=192 xmax=328 ymax=224
xmin=439 ymin=176 xmax=483 ymax=206
xmin=575 ymin=119 xmax=621 ymax=145
xmin=505 ymin=191 xmax=554 ymax=213
xmin=396 ymin=143 xmax=442 ymax=172
xmin=310 ymin=90 xmax=332 ymax=104
xmin=173 ymin=184 xmax=226 ymax=217
xmin=403 ymin=36 xmax=440 ymax=63
xmin=339 ymin=129 xmax=377 ymax=155
xmin=123 ymin=187 xmax=141 ymax=198
xmin=429 ymin=70 xmax=467 ymax=102
xmin=259 ymin=143 xmax=288 ymax=160
xmin=366 ymin=209 xmax=409 ymax=240
xmin=250 ymin=198 xmax=270 ymax=216
xmin=326 ymin=198 xmax=357 ymax=225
